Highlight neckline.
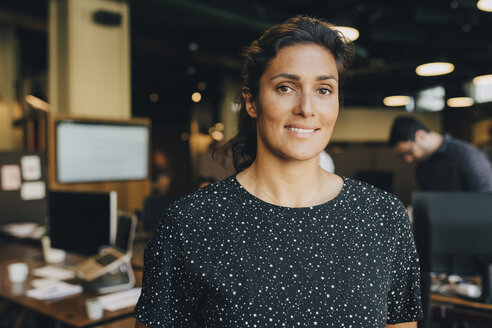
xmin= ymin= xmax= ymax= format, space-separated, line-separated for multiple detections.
xmin=231 ymin=174 xmax=347 ymax=210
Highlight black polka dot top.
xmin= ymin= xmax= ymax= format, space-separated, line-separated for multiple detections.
xmin=134 ymin=175 xmax=423 ymax=327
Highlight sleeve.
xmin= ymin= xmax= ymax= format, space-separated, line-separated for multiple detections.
xmin=458 ymin=148 xmax=492 ymax=191
xmin=134 ymin=207 xmax=202 ymax=327
xmin=386 ymin=200 xmax=424 ymax=324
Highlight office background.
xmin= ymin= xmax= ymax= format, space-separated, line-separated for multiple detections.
xmin=1 ymin=0 xmax=491 ymax=208
xmin=0 ymin=1 xmax=492 ymax=327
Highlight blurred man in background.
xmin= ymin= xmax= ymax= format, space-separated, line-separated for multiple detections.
xmin=389 ymin=116 xmax=492 ymax=191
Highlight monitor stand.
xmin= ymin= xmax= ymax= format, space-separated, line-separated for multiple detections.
xmin=87 ymin=260 xmax=135 ymax=294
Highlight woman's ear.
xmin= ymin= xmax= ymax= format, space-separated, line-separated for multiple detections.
xmin=242 ymin=88 xmax=258 ymax=118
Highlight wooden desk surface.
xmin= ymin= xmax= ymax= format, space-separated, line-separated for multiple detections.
xmin=94 ymin=317 xmax=136 ymax=328
xmin=431 ymin=293 xmax=492 ymax=326
xmin=431 ymin=293 xmax=492 ymax=311
xmin=0 ymin=238 xmax=141 ymax=328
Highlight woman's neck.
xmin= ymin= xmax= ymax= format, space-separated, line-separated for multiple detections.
xmin=237 ymin=155 xmax=328 ymax=208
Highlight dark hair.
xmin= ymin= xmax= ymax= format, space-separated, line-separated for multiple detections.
xmin=215 ymin=15 xmax=354 ymax=172
xmin=388 ymin=116 xmax=430 ymax=147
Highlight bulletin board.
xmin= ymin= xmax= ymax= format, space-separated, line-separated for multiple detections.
xmin=0 ymin=151 xmax=47 ymax=225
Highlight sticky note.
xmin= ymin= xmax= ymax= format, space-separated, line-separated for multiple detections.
xmin=21 ymin=155 xmax=42 ymax=181
xmin=1 ymin=165 xmax=22 ymax=191
xmin=20 ymin=181 xmax=46 ymax=200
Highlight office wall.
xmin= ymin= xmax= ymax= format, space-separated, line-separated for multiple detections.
xmin=0 ymin=27 xmax=18 ymax=150
xmin=473 ymin=118 xmax=492 ymax=145
xmin=332 ymin=108 xmax=441 ymax=142
xmin=49 ymin=0 xmax=130 ymax=119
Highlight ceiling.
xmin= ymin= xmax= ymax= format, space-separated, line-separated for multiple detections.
xmin=1 ymin=0 xmax=492 ymax=117
xmin=130 ymin=0 xmax=492 ymax=111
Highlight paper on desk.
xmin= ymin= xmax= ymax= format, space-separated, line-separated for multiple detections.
xmin=31 ymin=278 xmax=60 ymax=289
xmin=0 ymin=223 xmax=39 ymax=238
xmin=33 ymin=265 xmax=75 ymax=281
xmin=97 ymin=288 xmax=141 ymax=311
xmin=26 ymin=281 xmax=82 ymax=300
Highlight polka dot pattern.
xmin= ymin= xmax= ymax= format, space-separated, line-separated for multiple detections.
xmin=135 ymin=175 xmax=423 ymax=327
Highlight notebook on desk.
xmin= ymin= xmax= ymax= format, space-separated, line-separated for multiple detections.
xmin=76 ymin=214 xmax=136 ymax=282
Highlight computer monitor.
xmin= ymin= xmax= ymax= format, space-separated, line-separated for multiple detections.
xmin=48 ymin=190 xmax=117 ymax=256
xmin=412 ymin=192 xmax=492 ymax=303
xmin=55 ymin=119 xmax=149 ymax=183
xmin=114 ymin=213 xmax=136 ymax=255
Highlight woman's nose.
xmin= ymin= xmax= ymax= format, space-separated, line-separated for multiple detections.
xmin=293 ymin=92 xmax=314 ymax=117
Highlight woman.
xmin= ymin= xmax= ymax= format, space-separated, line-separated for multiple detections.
xmin=135 ymin=16 xmax=423 ymax=328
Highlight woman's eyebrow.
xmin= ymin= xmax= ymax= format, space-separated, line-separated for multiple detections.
xmin=270 ymin=73 xmax=299 ymax=81
xmin=317 ymin=75 xmax=338 ymax=83
xmin=269 ymin=73 xmax=338 ymax=83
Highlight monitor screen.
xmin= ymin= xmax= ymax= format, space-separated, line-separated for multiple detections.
xmin=114 ymin=214 xmax=136 ymax=254
xmin=412 ymin=192 xmax=492 ymax=276
xmin=49 ymin=190 xmax=117 ymax=256
xmin=56 ymin=120 xmax=149 ymax=183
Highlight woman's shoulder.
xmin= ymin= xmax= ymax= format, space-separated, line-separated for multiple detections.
xmin=166 ymin=175 xmax=239 ymax=216
xmin=342 ymin=177 xmax=406 ymax=214
xmin=340 ymin=178 xmax=410 ymax=236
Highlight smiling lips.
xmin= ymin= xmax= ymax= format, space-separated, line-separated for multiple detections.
xmin=285 ymin=125 xmax=319 ymax=138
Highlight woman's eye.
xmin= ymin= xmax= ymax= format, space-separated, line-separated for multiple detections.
xmin=277 ymin=85 xmax=293 ymax=93
xmin=318 ymin=88 xmax=332 ymax=95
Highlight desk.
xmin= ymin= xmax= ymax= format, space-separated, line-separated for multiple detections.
xmin=0 ymin=238 xmax=143 ymax=328
xmin=431 ymin=293 xmax=492 ymax=327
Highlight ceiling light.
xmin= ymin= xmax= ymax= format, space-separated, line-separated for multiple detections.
xmin=191 ymin=92 xmax=202 ymax=103
xmin=197 ymin=82 xmax=206 ymax=91
xmin=416 ymin=62 xmax=454 ymax=76
xmin=447 ymin=97 xmax=474 ymax=108
xmin=333 ymin=26 xmax=359 ymax=42
xmin=149 ymin=93 xmax=159 ymax=102
xmin=214 ymin=122 xmax=224 ymax=131
xmin=383 ymin=95 xmax=410 ymax=107
xmin=25 ymin=95 xmax=49 ymax=112
xmin=188 ymin=42 xmax=199 ymax=51
xmin=477 ymin=0 xmax=492 ymax=12
xmin=211 ymin=130 xmax=224 ymax=141
xmin=472 ymin=74 xmax=492 ymax=85
xmin=187 ymin=66 xmax=196 ymax=75
xmin=180 ymin=132 xmax=190 ymax=141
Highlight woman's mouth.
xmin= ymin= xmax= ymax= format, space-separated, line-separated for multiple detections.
xmin=285 ymin=126 xmax=319 ymax=138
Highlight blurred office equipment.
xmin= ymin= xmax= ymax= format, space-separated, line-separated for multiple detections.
xmin=0 ymin=238 xmax=138 ymax=327
xmin=55 ymin=119 xmax=149 ymax=183
xmin=77 ymin=213 xmax=135 ymax=281
xmin=81 ymin=214 xmax=137 ymax=293
xmin=0 ymin=150 xmax=47 ymax=226
xmin=413 ymin=192 xmax=492 ymax=326
xmin=47 ymin=116 xmax=152 ymax=214
xmin=48 ymin=190 xmax=117 ymax=256
xmin=354 ymin=169 xmax=394 ymax=194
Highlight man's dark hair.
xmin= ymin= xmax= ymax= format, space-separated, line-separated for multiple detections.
xmin=388 ymin=116 xmax=430 ymax=147
xmin=214 ymin=15 xmax=354 ymax=173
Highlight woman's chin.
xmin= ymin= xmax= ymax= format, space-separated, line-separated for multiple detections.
xmin=277 ymin=149 xmax=324 ymax=162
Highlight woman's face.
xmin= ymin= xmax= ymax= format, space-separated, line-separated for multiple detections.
xmin=245 ymin=43 xmax=340 ymax=162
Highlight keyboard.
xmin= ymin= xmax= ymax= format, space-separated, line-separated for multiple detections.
xmin=96 ymin=253 xmax=119 ymax=266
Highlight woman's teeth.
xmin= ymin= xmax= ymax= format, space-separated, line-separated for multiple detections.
xmin=286 ymin=127 xmax=315 ymax=133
